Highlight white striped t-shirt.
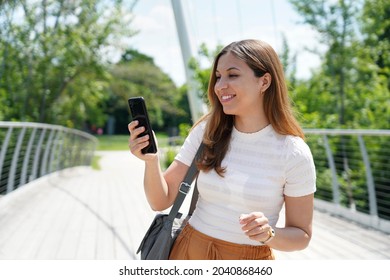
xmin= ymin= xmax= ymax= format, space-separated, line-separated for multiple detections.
xmin=175 ymin=121 xmax=316 ymax=245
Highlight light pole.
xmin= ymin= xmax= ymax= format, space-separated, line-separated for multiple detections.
xmin=171 ymin=0 xmax=205 ymax=123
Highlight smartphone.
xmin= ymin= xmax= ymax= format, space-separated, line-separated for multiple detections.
xmin=128 ymin=97 xmax=158 ymax=154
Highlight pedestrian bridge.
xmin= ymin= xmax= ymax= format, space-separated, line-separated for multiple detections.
xmin=0 ymin=122 xmax=389 ymax=260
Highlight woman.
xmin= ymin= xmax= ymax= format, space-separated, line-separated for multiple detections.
xmin=128 ymin=39 xmax=316 ymax=260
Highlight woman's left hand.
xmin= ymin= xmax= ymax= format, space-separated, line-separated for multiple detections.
xmin=239 ymin=212 xmax=273 ymax=243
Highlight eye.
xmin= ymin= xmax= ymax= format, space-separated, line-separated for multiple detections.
xmin=215 ymin=75 xmax=221 ymax=80
xmin=229 ymin=74 xmax=238 ymax=78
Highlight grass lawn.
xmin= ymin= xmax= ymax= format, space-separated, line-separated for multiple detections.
xmin=93 ymin=133 xmax=178 ymax=171
xmin=95 ymin=133 xmax=169 ymax=151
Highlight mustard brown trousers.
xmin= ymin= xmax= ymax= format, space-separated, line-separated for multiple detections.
xmin=169 ymin=224 xmax=275 ymax=260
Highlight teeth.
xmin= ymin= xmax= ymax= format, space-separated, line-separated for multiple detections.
xmin=222 ymin=95 xmax=234 ymax=100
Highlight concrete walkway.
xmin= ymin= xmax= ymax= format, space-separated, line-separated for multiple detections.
xmin=0 ymin=151 xmax=389 ymax=260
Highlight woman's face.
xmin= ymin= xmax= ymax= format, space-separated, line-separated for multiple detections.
xmin=214 ymin=52 xmax=265 ymax=118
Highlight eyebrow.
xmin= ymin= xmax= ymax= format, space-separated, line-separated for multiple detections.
xmin=216 ymin=67 xmax=240 ymax=73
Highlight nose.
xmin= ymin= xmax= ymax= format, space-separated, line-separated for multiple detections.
xmin=214 ymin=77 xmax=228 ymax=92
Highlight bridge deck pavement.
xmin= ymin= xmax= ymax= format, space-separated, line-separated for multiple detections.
xmin=0 ymin=151 xmax=389 ymax=260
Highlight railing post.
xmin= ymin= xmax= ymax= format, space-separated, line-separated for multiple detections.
xmin=56 ymin=132 xmax=65 ymax=171
xmin=357 ymin=135 xmax=378 ymax=218
xmin=40 ymin=128 xmax=55 ymax=176
xmin=48 ymin=130 xmax=61 ymax=173
xmin=20 ymin=128 xmax=37 ymax=185
xmin=7 ymin=127 xmax=26 ymax=193
xmin=31 ymin=129 xmax=46 ymax=181
xmin=0 ymin=127 xmax=13 ymax=186
xmin=323 ymin=135 xmax=340 ymax=205
xmin=70 ymin=133 xmax=77 ymax=167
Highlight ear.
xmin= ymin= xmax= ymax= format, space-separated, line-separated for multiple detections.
xmin=259 ymin=73 xmax=272 ymax=93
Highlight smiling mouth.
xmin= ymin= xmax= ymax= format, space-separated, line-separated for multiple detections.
xmin=221 ymin=95 xmax=235 ymax=102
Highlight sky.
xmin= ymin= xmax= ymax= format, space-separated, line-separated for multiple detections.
xmin=127 ymin=0 xmax=323 ymax=86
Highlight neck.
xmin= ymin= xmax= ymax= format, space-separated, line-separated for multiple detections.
xmin=234 ymin=115 xmax=270 ymax=133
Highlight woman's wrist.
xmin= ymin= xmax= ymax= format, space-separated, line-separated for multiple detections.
xmin=259 ymin=226 xmax=275 ymax=245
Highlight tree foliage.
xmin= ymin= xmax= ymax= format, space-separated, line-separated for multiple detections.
xmin=188 ymin=42 xmax=224 ymax=106
xmin=287 ymin=0 xmax=390 ymax=218
xmin=289 ymin=0 xmax=389 ymax=129
xmin=107 ymin=49 xmax=190 ymax=134
xmin=0 ymin=0 xmax=138 ymax=128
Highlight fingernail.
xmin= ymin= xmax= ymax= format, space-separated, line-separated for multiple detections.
xmin=239 ymin=214 xmax=247 ymax=224
xmin=240 ymin=214 xmax=249 ymax=220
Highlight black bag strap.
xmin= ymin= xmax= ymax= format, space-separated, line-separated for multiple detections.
xmin=167 ymin=143 xmax=204 ymax=221
xmin=189 ymin=179 xmax=199 ymax=215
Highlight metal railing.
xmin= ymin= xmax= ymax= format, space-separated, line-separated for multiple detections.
xmin=304 ymin=129 xmax=390 ymax=233
xmin=0 ymin=121 xmax=97 ymax=195
xmin=1 ymin=122 xmax=389 ymax=233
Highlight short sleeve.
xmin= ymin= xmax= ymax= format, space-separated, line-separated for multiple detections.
xmin=174 ymin=121 xmax=205 ymax=166
xmin=284 ymin=137 xmax=316 ymax=197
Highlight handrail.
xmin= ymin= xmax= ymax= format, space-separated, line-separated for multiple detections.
xmin=1 ymin=122 xmax=389 ymax=233
xmin=0 ymin=121 xmax=97 ymax=141
xmin=303 ymin=128 xmax=390 ymax=233
xmin=0 ymin=121 xmax=97 ymax=195
xmin=305 ymin=128 xmax=390 ymax=136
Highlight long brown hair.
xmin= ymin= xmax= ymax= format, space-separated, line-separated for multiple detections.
xmin=195 ymin=39 xmax=304 ymax=176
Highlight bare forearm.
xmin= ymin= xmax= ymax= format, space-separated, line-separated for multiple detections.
xmin=267 ymin=226 xmax=311 ymax=251
xmin=143 ymin=158 xmax=172 ymax=211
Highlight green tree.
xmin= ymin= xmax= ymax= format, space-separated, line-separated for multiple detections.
xmin=0 ymin=0 xmax=138 ymax=129
xmin=289 ymin=0 xmax=390 ymax=217
xmin=361 ymin=0 xmax=390 ymax=90
xmin=107 ymin=49 xmax=190 ymax=134
xmin=355 ymin=0 xmax=390 ymax=128
xmin=289 ymin=0 xmax=389 ymax=129
xmin=279 ymin=34 xmax=298 ymax=90
xmin=188 ymin=43 xmax=224 ymax=105
xmin=290 ymin=0 xmax=359 ymax=127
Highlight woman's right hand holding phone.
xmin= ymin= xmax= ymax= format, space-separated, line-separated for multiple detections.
xmin=128 ymin=121 xmax=158 ymax=162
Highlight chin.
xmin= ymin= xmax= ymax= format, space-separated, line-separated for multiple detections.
xmin=222 ymin=107 xmax=235 ymax=115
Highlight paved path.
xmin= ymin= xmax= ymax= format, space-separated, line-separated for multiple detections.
xmin=0 ymin=151 xmax=389 ymax=260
